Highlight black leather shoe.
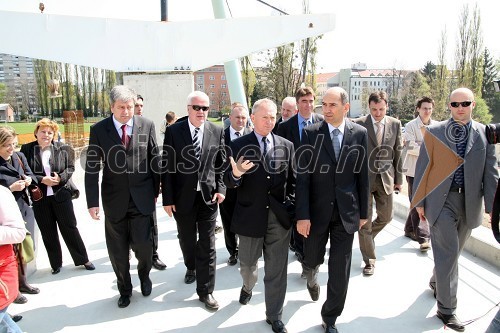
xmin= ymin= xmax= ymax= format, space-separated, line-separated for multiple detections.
xmin=141 ymin=277 xmax=152 ymax=296
xmin=19 ymin=285 xmax=40 ymax=294
xmin=239 ymin=287 xmax=252 ymax=305
xmin=429 ymin=282 xmax=436 ymax=299
xmin=199 ymin=293 xmax=219 ymax=310
xmin=227 ymin=253 xmax=238 ymax=266
xmin=437 ymin=311 xmax=465 ymax=332
xmin=152 ymin=258 xmax=167 ymax=270
xmin=307 ymin=283 xmax=320 ymax=301
xmin=51 ymin=267 xmax=61 ymax=275
xmin=13 ymin=294 xmax=27 ymax=304
xmin=118 ymin=295 xmax=131 ymax=308
xmin=322 ymin=321 xmax=339 ymax=333
xmin=83 ymin=262 xmax=95 ymax=270
xmin=10 ymin=314 xmax=22 ymax=323
xmin=184 ymin=269 xmax=196 ymax=284
xmin=266 ymin=319 xmax=288 ymax=333
xmin=363 ymin=264 xmax=374 ymax=276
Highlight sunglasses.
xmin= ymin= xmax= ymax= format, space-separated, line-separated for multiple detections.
xmin=190 ymin=105 xmax=210 ymax=111
xmin=450 ymin=101 xmax=472 ymax=108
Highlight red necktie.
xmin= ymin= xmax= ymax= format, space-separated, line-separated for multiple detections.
xmin=121 ymin=124 xmax=130 ymax=148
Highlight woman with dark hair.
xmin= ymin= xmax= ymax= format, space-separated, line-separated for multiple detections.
xmin=0 ymin=126 xmax=40 ymax=304
xmin=20 ymin=118 xmax=94 ymax=274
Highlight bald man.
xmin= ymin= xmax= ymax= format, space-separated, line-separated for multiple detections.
xmin=413 ymin=87 xmax=498 ymax=332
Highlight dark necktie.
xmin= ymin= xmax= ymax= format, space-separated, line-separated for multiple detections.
xmin=235 ymin=131 xmax=241 ymax=138
xmin=262 ymin=136 xmax=268 ymax=156
xmin=193 ymin=127 xmax=201 ymax=159
xmin=332 ymin=128 xmax=341 ymax=160
xmin=453 ymin=125 xmax=467 ymax=187
xmin=121 ymin=124 xmax=129 ymax=149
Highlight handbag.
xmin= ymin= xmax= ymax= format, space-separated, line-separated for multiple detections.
xmin=16 ymin=154 xmax=43 ymax=202
xmin=18 ymin=231 xmax=35 ymax=264
xmin=54 ymin=178 xmax=80 ymax=202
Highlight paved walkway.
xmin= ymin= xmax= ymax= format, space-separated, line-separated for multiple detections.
xmin=9 ymin=163 xmax=500 ymax=333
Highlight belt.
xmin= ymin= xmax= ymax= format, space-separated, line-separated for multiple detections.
xmin=449 ymin=187 xmax=464 ymax=193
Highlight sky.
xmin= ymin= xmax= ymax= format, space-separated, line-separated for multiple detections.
xmin=0 ymin=0 xmax=499 ymax=73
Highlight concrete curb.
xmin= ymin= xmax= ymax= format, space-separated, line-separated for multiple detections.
xmin=393 ymin=193 xmax=500 ymax=269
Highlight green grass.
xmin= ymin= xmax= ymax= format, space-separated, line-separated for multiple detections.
xmin=208 ymin=117 xmax=223 ymax=126
xmin=3 ymin=122 xmax=93 ymax=135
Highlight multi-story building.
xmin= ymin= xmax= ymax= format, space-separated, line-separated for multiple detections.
xmin=0 ymin=53 xmax=37 ymax=118
xmin=315 ymin=72 xmax=338 ymax=104
xmin=194 ymin=65 xmax=230 ymax=116
xmin=326 ymin=63 xmax=414 ymax=118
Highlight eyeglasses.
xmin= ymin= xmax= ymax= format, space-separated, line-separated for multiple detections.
xmin=450 ymin=101 xmax=473 ymax=108
xmin=189 ymin=105 xmax=210 ymax=112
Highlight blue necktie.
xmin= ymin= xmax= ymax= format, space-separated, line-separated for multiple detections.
xmin=332 ymin=128 xmax=341 ymax=160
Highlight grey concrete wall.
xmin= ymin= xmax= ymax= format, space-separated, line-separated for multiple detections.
xmin=124 ymin=72 xmax=193 ymax=145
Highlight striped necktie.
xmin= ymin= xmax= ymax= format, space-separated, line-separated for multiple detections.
xmin=193 ymin=127 xmax=201 ymax=159
xmin=375 ymin=121 xmax=384 ymax=146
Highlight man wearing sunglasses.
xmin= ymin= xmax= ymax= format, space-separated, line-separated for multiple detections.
xmin=161 ymin=91 xmax=226 ymax=311
xmin=412 ymin=87 xmax=498 ymax=332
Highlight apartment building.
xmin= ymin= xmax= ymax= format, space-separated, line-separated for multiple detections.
xmin=194 ymin=65 xmax=230 ymax=116
xmin=0 ymin=53 xmax=37 ymax=117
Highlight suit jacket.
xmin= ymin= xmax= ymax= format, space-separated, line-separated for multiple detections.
xmin=84 ymin=115 xmax=160 ymax=219
xmin=20 ymin=141 xmax=75 ymax=197
xmin=0 ymin=152 xmax=37 ymax=204
xmin=223 ymin=126 xmax=252 ymax=204
xmin=296 ymin=120 xmax=369 ymax=235
xmin=354 ymin=115 xmax=403 ymax=194
xmin=402 ymin=116 xmax=438 ymax=177
xmin=224 ymin=132 xmax=296 ymax=238
xmin=161 ymin=120 xmax=226 ymax=214
xmin=276 ymin=113 xmax=324 ymax=149
xmin=272 ymin=117 xmax=283 ymax=134
xmin=413 ymin=119 xmax=498 ymax=228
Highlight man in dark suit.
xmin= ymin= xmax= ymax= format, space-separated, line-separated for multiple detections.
xmin=85 ymin=85 xmax=160 ymax=308
xmin=133 ymin=94 xmax=167 ymax=271
xmin=413 ymin=87 xmax=497 ymax=332
xmin=272 ymin=96 xmax=297 ymax=134
xmin=296 ymin=87 xmax=369 ymax=333
xmin=225 ymin=98 xmax=295 ymax=333
xmin=162 ymin=91 xmax=226 ymax=311
xmin=220 ymin=103 xmax=252 ymax=266
xmin=277 ymin=87 xmax=323 ymax=268
xmin=353 ymin=91 xmax=403 ymax=276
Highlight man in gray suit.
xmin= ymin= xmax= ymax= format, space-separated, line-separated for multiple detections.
xmin=354 ymin=91 xmax=403 ymax=276
xmin=413 ymin=87 xmax=498 ymax=332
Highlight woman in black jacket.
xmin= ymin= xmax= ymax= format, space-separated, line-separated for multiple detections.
xmin=20 ymin=118 xmax=94 ymax=274
xmin=0 ymin=126 xmax=39 ymax=302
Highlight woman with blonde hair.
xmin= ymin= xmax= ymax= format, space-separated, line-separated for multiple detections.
xmin=0 ymin=126 xmax=40 ymax=304
xmin=20 ymin=118 xmax=94 ymax=274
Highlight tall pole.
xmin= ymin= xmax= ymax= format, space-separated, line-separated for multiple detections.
xmin=211 ymin=0 xmax=248 ymax=110
xmin=160 ymin=0 xmax=167 ymax=22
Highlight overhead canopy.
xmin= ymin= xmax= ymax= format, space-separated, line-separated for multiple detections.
xmin=0 ymin=10 xmax=335 ymax=72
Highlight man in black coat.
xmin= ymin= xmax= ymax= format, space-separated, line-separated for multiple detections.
xmin=162 ymin=91 xmax=226 ymax=311
xmin=225 ymin=98 xmax=295 ymax=333
xmin=277 ymin=87 xmax=323 ymax=265
xmin=221 ymin=103 xmax=252 ymax=266
xmin=296 ymin=87 xmax=369 ymax=333
xmin=85 ymin=85 xmax=160 ymax=308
